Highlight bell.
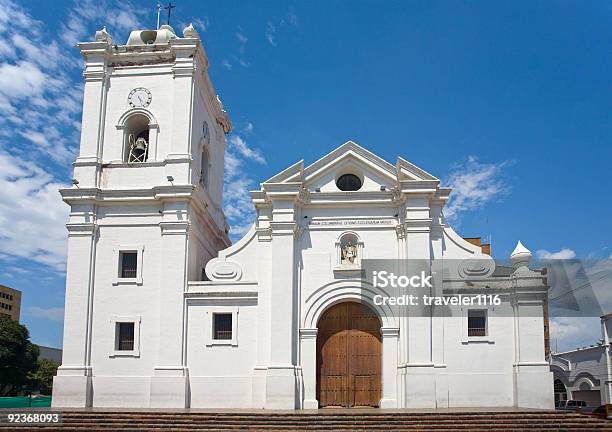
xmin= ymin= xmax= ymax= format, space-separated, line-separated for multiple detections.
xmin=134 ymin=137 xmax=148 ymax=151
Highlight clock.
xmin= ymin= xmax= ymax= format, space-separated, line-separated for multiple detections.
xmin=128 ymin=88 xmax=152 ymax=108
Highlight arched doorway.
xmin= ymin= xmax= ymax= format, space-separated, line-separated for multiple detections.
xmin=316 ymin=301 xmax=381 ymax=407
xmin=554 ymin=379 xmax=567 ymax=406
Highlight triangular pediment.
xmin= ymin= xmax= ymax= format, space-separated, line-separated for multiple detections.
xmin=260 ymin=141 xmax=440 ymax=193
xmin=262 ymin=159 xmax=304 ymax=184
xmin=396 ymin=156 xmax=439 ymax=181
xmin=303 ymin=141 xmax=396 ymax=184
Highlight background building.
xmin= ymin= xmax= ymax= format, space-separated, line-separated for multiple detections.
xmin=0 ymin=284 xmax=21 ymax=321
xmin=37 ymin=345 xmax=62 ymax=364
xmin=550 ymin=313 xmax=612 ymax=407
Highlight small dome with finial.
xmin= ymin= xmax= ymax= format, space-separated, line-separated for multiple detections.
xmin=95 ymin=26 xmax=112 ymax=44
xmin=510 ymin=240 xmax=532 ymax=269
xmin=183 ymin=23 xmax=199 ymax=39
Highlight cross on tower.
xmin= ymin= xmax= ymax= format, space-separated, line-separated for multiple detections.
xmin=156 ymin=2 xmax=176 ymax=28
xmin=164 ymin=2 xmax=175 ymax=25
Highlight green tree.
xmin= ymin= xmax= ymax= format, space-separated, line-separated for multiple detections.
xmin=0 ymin=315 xmax=39 ymax=396
xmin=29 ymin=359 xmax=58 ymax=395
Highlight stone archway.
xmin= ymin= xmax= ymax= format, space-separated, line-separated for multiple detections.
xmin=300 ymin=281 xmax=399 ymax=409
xmin=316 ymin=301 xmax=381 ymax=407
xmin=554 ymin=379 xmax=568 ymax=406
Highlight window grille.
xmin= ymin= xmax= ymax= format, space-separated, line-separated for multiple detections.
xmin=213 ymin=313 xmax=232 ymax=340
xmin=120 ymin=252 xmax=138 ymax=278
xmin=468 ymin=310 xmax=487 ymax=336
xmin=116 ymin=322 xmax=135 ymax=351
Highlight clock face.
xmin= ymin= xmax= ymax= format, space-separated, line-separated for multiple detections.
xmin=128 ymin=88 xmax=152 ymax=108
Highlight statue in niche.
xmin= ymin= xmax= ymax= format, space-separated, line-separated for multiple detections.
xmin=341 ymin=241 xmax=357 ymax=265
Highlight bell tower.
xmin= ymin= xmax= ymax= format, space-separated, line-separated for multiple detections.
xmin=53 ymin=23 xmax=231 ymax=408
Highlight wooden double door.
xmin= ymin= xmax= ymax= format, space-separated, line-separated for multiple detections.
xmin=316 ymin=302 xmax=382 ymax=408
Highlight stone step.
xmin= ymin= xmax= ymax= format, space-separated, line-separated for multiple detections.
xmin=2 ymin=411 xmax=609 ymax=432
xmin=44 ymin=417 xmax=608 ymax=424
xmin=52 ymin=413 xmax=597 ymax=421
xmin=7 ymin=426 xmax=612 ymax=432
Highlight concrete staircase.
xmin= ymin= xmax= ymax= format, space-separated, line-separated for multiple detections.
xmin=2 ymin=410 xmax=611 ymax=431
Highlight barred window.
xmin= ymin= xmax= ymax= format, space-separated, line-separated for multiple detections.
xmin=116 ymin=322 xmax=135 ymax=351
xmin=213 ymin=313 xmax=232 ymax=340
xmin=120 ymin=252 xmax=138 ymax=278
xmin=468 ymin=310 xmax=487 ymax=337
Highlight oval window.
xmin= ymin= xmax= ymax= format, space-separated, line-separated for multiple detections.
xmin=336 ymin=174 xmax=362 ymax=191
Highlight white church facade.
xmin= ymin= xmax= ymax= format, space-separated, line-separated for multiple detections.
xmin=52 ymin=23 xmax=554 ymax=410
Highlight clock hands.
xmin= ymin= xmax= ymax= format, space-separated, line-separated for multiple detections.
xmin=129 ymin=89 xmax=150 ymax=107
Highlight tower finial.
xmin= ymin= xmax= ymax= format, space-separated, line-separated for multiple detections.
xmin=183 ymin=23 xmax=199 ymax=39
xmin=95 ymin=26 xmax=112 ymax=44
xmin=510 ymin=240 xmax=532 ymax=269
xmin=164 ymin=2 xmax=176 ymax=26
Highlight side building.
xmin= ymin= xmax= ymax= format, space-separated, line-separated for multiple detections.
xmin=550 ymin=313 xmax=612 ymax=407
xmin=0 ymin=284 xmax=21 ymax=321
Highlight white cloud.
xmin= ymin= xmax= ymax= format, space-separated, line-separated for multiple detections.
xmin=444 ymin=156 xmax=512 ymax=222
xmin=229 ymin=136 xmax=266 ymax=164
xmin=60 ymin=0 xmax=145 ymax=46
xmin=286 ymin=9 xmax=298 ymax=26
xmin=549 ymin=316 xmax=601 ymax=352
xmin=536 ymin=248 xmax=577 ymax=260
xmin=266 ymin=21 xmax=277 ymax=46
xmin=0 ymin=61 xmax=47 ymax=98
xmin=25 ymin=306 xmax=65 ymax=321
xmin=242 ymin=122 xmax=254 ymax=134
xmin=0 ymin=0 xmax=144 ymax=272
xmin=221 ymin=27 xmax=255 ymax=69
xmin=236 ymin=31 xmax=248 ymax=46
xmin=267 ymin=10 xmax=298 ymax=47
xmin=0 ymin=150 xmax=69 ymax=271
xmin=193 ymin=17 xmax=209 ymax=32
xmin=229 ymin=222 xmax=253 ymax=237
xmin=223 ymin=131 xmax=267 ymax=240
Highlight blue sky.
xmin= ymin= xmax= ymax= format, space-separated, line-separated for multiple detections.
xmin=0 ymin=0 xmax=610 ymax=351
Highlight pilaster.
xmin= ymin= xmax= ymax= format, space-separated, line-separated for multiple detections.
xmin=52 ymin=218 xmax=98 ymax=408
xmin=300 ymin=328 xmax=319 ymax=409
xmin=150 ymin=205 xmax=190 ymax=408
xmin=404 ymin=196 xmax=433 ymax=366
xmin=511 ymin=267 xmax=554 ymax=409
xmin=73 ymin=41 xmax=111 ymax=189
xmin=380 ymin=327 xmax=400 ymax=408
xmin=265 ymin=196 xmax=299 ymax=408
xmin=161 ymin=39 xmax=197 ymax=190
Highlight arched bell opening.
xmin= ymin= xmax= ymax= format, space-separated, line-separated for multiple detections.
xmin=124 ymin=114 xmax=150 ymax=163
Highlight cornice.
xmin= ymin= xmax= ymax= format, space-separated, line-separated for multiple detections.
xmin=60 ymin=185 xmax=196 ymax=204
xmin=270 ymin=221 xmax=297 ymax=236
xmin=66 ymin=222 xmax=97 ymax=237
xmin=159 ymin=220 xmax=190 ymax=235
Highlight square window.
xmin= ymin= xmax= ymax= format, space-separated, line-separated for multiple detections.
xmin=213 ymin=313 xmax=232 ymax=340
xmin=116 ymin=322 xmax=135 ymax=351
xmin=120 ymin=252 xmax=138 ymax=279
xmin=468 ymin=310 xmax=487 ymax=337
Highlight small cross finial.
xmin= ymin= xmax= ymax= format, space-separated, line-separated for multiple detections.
xmin=156 ymin=2 xmax=176 ymax=28
xmin=164 ymin=2 xmax=176 ymax=26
